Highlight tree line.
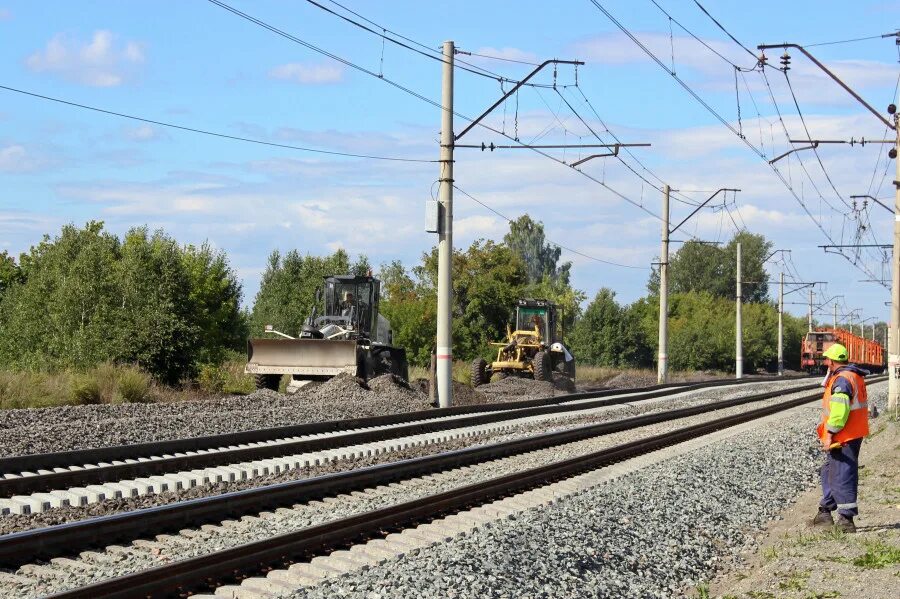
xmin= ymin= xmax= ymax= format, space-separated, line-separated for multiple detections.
xmin=0 ymin=219 xmax=814 ymax=383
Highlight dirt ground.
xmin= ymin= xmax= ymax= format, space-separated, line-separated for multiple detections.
xmin=705 ymin=414 xmax=900 ymax=599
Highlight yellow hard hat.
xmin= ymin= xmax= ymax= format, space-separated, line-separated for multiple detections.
xmin=823 ymin=343 xmax=848 ymax=362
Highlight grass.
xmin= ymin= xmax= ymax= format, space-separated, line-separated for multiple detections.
xmin=852 ymin=540 xmax=900 ymax=569
xmin=777 ymin=570 xmax=809 ymax=591
xmin=0 ymin=362 xmax=153 ymax=408
xmin=0 ymin=353 xmax=258 ymax=409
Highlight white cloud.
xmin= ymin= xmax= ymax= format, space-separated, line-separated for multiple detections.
xmin=268 ymin=62 xmax=344 ymax=84
xmin=123 ymin=125 xmax=163 ymax=142
xmin=26 ymin=30 xmax=145 ymax=87
xmin=0 ymin=144 xmax=48 ymax=173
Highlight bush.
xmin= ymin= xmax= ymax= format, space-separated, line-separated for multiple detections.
xmin=196 ymin=351 xmax=254 ymax=395
xmin=115 ymin=366 xmax=152 ymax=403
xmin=71 ymin=375 xmax=102 ymax=405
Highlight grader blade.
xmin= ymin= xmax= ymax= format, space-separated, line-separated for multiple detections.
xmin=246 ymin=338 xmax=359 ymax=377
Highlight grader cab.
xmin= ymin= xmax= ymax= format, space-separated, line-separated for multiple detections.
xmin=471 ymin=299 xmax=575 ymax=387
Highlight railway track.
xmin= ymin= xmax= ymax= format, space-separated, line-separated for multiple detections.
xmin=2 ymin=376 xmax=871 ymax=599
xmin=0 ymin=376 xmax=812 ymax=515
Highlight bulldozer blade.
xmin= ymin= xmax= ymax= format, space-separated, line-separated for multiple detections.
xmin=246 ymin=338 xmax=359 ymax=377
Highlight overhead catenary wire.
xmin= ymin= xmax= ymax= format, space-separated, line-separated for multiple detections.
xmin=648 ymin=0 xmax=758 ymax=71
xmin=453 ymin=184 xmax=649 ymax=270
xmin=210 ymin=0 xmax=662 ymax=221
xmin=781 ymin=69 xmax=854 ymax=210
xmin=585 ymin=0 xmax=888 ymax=288
xmin=0 ymin=84 xmax=435 ymax=163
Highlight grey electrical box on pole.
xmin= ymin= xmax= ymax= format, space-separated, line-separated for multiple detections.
xmin=657 ymin=184 xmax=670 ymax=384
xmin=435 ymin=40 xmax=455 ymax=409
xmin=736 ymin=242 xmax=743 ymax=379
xmin=425 ymin=200 xmax=440 ymax=233
xmin=777 ymin=271 xmax=784 ymax=376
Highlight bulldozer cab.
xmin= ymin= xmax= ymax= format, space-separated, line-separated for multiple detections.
xmin=514 ymin=299 xmax=558 ymax=344
xmin=321 ymin=275 xmax=380 ymax=338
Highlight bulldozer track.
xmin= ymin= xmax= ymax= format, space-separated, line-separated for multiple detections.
xmin=0 ymin=377 xmax=811 ymax=512
xmin=20 ymin=376 xmax=876 ymax=599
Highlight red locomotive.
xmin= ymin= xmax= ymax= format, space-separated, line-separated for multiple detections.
xmin=800 ymin=327 xmax=884 ymax=374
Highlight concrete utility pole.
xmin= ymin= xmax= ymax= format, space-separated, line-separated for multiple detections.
xmin=658 ymin=187 xmax=738 ymax=383
xmin=658 ymin=184 xmax=670 ymax=384
xmin=435 ymin=40 xmax=455 ymax=408
xmin=778 ymin=272 xmax=784 ymax=376
xmin=736 ymin=242 xmax=743 ymax=379
xmin=808 ymin=289 xmax=814 ymax=332
xmin=890 ymin=120 xmax=900 ymax=412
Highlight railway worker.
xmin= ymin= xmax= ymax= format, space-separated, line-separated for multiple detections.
xmin=812 ymin=343 xmax=869 ymax=533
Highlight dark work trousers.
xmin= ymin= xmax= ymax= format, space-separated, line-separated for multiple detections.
xmin=819 ymin=437 xmax=863 ymax=517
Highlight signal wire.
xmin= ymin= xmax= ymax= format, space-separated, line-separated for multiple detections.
xmin=0 ymin=84 xmax=435 ymax=163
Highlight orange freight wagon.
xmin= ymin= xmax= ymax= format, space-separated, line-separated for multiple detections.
xmin=800 ymin=327 xmax=884 ymax=373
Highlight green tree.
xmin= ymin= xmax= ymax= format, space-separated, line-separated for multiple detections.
xmin=571 ymin=288 xmax=625 ymax=367
xmin=116 ymin=228 xmax=198 ymax=383
xmin=181 ymin=242 xmax=246 ymax=364
xmin=503 ymin=214 xmax=571 ymax=285
xmin=0 ymin=251 xmax=22 ymax=301
xmin=0 ymin=222 xmax=122 ymax=371
xmin=0 ymin=222 xmax=248 ymax=383
xmin=648 ymin=232 xmax=772 ymax=302
xmin=417 ymin=240 xmax=529 ymax=361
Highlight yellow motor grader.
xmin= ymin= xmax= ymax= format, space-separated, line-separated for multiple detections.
xmin=471 ymin=299 xmax=575 ymax=387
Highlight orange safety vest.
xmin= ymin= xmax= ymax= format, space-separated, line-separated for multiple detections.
xmin=817 ymin=370 xmax=869 ymax=444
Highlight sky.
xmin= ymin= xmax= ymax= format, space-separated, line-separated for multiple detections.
xmin=1 ymin=0 xmax=899 ymax=333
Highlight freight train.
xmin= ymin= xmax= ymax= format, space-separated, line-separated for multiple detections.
xmin=800 ymin=327 xmax=884 ymax=374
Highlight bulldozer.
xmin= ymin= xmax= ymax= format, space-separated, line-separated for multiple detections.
xmin=471 ymin=298 xmax=575 ymax=387
xmin=246 ymin=275 xmax=408 ymax=392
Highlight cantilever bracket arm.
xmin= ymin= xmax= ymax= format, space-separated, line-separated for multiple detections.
xmin=757 ymin=43 xmax=896 ymax=130
xmin=455 ymin=58 xmax=584 ymax=141
xmin=769 ymin=142 xmax=818 ymax=165
xmin=570 ymin=145 xmax=620 ymax=166
xmin=669 ymin=188 xmax=740 ymax=235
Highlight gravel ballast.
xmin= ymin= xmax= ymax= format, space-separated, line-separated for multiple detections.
xmin=0 ymin=379 xmax=812 ymax=534
xmin=0 ymin=379 xmax=859 ymax=598
xmin=281 ymin=382 xmax=889 ymax=599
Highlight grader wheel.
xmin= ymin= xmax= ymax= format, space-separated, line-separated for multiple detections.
xmin=533 ymin=351 xmax=551 ymax=382
xmin=471 ymin=357 xmax=489 ymax=387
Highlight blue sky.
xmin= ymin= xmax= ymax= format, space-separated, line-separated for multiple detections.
xmin=1 ymin=1 xmax=899 ymax=333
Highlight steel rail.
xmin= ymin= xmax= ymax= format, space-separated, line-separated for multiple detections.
xmin=44 ymin=383 xmax=848 ymax=599
xmin=0 ymin=376 xmax=851 ymax=570
xmin=0 ymin=376 xmax=809 ymax=497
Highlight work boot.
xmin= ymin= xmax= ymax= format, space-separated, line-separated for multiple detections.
xmin=812 ymin=508 xmax=834 ymax=527
xmin=835 ymin=514 xmax=856 ymax=533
